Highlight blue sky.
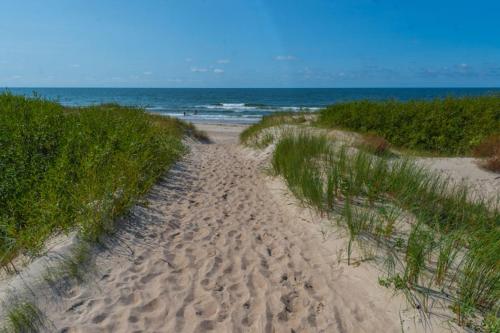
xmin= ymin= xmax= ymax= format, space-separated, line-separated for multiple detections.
xmin=1 ymin=0 xmax=499 ymax=87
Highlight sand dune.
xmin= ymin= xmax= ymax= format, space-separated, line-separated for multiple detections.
xmin=20 ymin=124 xmax=458 ymax=332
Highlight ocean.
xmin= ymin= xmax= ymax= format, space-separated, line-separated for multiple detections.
xmin=6 ymin=88 xmax=499 ymax=124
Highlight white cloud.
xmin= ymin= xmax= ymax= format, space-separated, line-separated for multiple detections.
xmin=70 ymin=64 xmax=80 ymax=68
xmin=217 ymin=59 xmax=230 ymax=64
xmin=185 ymin=58 xmax=193 ymax=62
xmin=11 ymin=75 xmax=22 ymax=79
xmin=143 ymin=71 xmax=152 ymax=75
xmin=419 ymin=63 xmax=476 ymax=78
xmin=191 ymin=67 xmax=208 ymax=73
xmin=213 ymin=68 xmax=224 ymax=74
xmin=275 ymin=55 xmax=296 ymax=61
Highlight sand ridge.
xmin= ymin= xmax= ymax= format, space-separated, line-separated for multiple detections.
xmin=41 ymin=124 xmax=449 ymax=332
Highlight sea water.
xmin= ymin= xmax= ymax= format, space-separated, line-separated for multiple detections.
xmin=6 ymin=88 xmax=499 ymax=124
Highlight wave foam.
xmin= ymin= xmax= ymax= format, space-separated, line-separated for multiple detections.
xmin=196 ymin=103 xmax=322 ymax=112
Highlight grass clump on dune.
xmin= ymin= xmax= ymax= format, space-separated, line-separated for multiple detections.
xmin=240 ymin=112 xmax=308 ymax=147
xmin=316 ymin=95 xmax=500 ymax=156
xmin=271 ymin=132 xmax=499 ymax=329
xmin=0 ymin=301 xmax=45 ymax=333
xmin=0 ymin=93 xmax=192 ymax=267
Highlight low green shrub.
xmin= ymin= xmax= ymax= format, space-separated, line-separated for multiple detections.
xmin=0 ymin=93 xmax=191 ymax=265
xmin=317 ymin=95 xmax=500 ymax=155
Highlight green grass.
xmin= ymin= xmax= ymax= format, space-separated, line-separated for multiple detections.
xmin=0 ymin=93 xmax=193 ymax=266
xmin=316 ymin=95 xmax=500 ymax=156
xmin=270 ymin=131 xmax=499 ymax=328
xmin=240 ymin=112 xmax=308 ymax=147
xmin=1 ymin=301 xmax=45 ymax=333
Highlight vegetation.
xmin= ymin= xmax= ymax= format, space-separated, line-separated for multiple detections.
xmin=357 ymin=134 xmax=392 ymax=156
xmin=270 ymin=131 xmax=499 ymax=330
xmin=0 ymin=301 xmax=45 ymax=333
xmin=316 ymin=95 xmax=500 ymax=156
xmin=240 ymin=112 xmax=308 ymax=147
xmin=473 ymin=135 xmax=500 ymax=172
xmin=0 ymin=93 xmax=193 ymax=267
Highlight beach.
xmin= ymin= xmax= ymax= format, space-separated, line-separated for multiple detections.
xmin=1 ymin=120 xmax=498 ymax=332
xmin=10 ymin=123 xmax=468 ymax=332
xmin=3 ymin=0 xmax=499 ymax=329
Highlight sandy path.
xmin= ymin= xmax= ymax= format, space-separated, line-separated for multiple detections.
xmin=44 ymin=125 xmax=436 ymax=333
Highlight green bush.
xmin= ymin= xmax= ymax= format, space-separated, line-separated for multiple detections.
xmin=317 ymin=95 xmax=500 ymax=155
xmin=0 ymin=93 xmax=190 ymax=265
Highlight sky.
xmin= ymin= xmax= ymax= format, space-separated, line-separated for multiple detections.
xmin=1 ymin=0 xmax=499 ymax=88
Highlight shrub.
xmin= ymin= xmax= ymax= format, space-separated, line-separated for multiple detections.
xmin=484 ymin=155 xmax=500 ymax=173
xmin=473 ymin=135 xmax=500 ymax=158
xmin=359 ymin=134 xmax=391 ymax=156
xmin=473 ymin=135 xmax=500 ymax=173
xmin=0 ymin=93 xmax=191 ymax=265
xmin=317 ymin=95 xmax=500 ymax=155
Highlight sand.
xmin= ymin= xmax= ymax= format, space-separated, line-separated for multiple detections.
xmin=2 ymin=123 xmax=475 ymax=332
xmin=417 ymin=157 xmax=500 ymax=203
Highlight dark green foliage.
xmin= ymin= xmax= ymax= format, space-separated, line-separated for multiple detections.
xmin=0 ymin=93 xmax=189 ymax=265
xmin=317 ymin=96 xmax=500 ymax=155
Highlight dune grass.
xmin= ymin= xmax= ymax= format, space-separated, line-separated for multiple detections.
xmin=0 ymin=301 xmax=45 ymax=333
xmin=240 ymin=112 xmax=308 ymax=147
xmin=271 ymin=131 xmax=499 ymax=330
xmin=316 ymin=95 xmax=500 ymax=156
xmin=0 ymin=93 xmax=194 ymax=267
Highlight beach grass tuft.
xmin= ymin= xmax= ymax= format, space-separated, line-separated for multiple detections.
xmin=240 ymin=112 xmax=308 ymax=147
xmin=269 ymin=130 xmax=499 ymax=327
xmin=1 ymin=301 xmax=45 ymax=333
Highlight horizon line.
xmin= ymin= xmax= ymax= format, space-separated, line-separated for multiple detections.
xmin=3 ymin=86 xmax=500 ymax=90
